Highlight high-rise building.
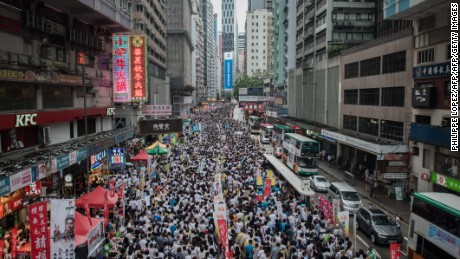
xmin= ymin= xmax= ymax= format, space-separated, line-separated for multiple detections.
xmin=248 ymin=0 xmax=273 ymax=12
xmin=166 ymin=0 xmax=195 ymax=117
xmin=222 ymin=0 xmax=237 ymax=91
xmin=192 ymin=0 xmax=205 ymax=103
xmin=245 ymin=9 xmax=273 ymax=76
xmin=385 ymin=1 xmax=456 ymax=200
xmin=271 ymin=0 xmax=287 ymax=90
xmin=0 ymin=0 xmax=133 ymax=196
xmin=203 ymin=0 xmax=218 ymax=99
xmin=131 ymin=0 xmax=168 ymax=106
xmin=238 ymin=32 xmax=246 ymax=51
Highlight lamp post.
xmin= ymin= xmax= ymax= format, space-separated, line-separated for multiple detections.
xmin=77 ymin=52 xmax=90 ymax=193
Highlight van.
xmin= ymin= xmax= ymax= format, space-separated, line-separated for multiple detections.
xmin=328 ymin=182 xmax=362 ymax=214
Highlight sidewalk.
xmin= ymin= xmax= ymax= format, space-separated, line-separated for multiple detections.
xmin=318 ymin=161 xmax=411 ymax=224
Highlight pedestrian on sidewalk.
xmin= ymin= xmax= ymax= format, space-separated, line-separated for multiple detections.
xmin=327 ymin=154 xmax=332 ymax=167
xmin=364 ymin=168 xmax=370 ymax=192
xmin=369 ymin=176 xmax=375 ymax=198
xmin=395 ymin=214 xmax=401 ymax=230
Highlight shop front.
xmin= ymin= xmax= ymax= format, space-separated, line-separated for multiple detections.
xmin=89 ymin=149 xmax=110 ymax=186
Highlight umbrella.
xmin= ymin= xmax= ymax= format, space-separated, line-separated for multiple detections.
xmin=130 ymin=150 xmax=152 ymax=161
xmin=145 ymin=141 xmax=167 ymax=150
xmin=146 ymin=146 xmax=169 ymax=155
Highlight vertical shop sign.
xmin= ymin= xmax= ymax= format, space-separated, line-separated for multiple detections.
xmin=11 ymin=227 xmax=17 ymax=258
xmin=51 ymin=199 xmax=75 ymax=259
xmin=112 ymin=35 xmax=131 ymax=102
xmin=29 ymin=201 xmax=49 ymax=259
xmin=129 ymin=35 xmax=147 ymax=102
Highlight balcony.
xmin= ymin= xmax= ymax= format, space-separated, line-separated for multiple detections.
xmin=43 ymin=0 xmax=131 ymax=32
xmin=409 ymin=123 xmax=451 ymax=148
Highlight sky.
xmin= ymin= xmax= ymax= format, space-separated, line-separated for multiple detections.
xmin=211 ymin=0 xmax=248 ymax=33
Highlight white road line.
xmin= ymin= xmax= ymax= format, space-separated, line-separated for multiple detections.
xmin=356 ymin=235 xmax=382 ymax=259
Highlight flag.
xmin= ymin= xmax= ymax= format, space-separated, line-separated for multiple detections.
xmin=109 ymin=179 xmax=115 ymax=197
xmin=85 ymin=198 xmax=92 ymax=226
xmin=264 ymin=179 xmax=271 ymax=197
xmin=118 ymin=183 xmax=124 ymax=198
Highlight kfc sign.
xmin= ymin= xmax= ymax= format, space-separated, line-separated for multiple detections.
xmin=15 ymin=113 xmax=37 ymax=127
xmin=107 ymin=107 xmax=116 ymax=116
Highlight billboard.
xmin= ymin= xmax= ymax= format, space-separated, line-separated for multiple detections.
xmin=51 ymin=199 xmax=75 ymax=258
xmin=112 ymin=35 xmax=147 ymax=103
xmin=142 ymin=105 xmax=173 ymax=116
xmin=138 ymin=118 xmax=184 ymax=134
xmin=110 ymin=147 xmax=125 ymax=167
xmin=224 ymin=52 xmax=233 ymax=91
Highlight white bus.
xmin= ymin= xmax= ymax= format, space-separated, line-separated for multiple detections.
xmin=407 ymin=192 xmax=460 ymax=259
xmin=272 ymin=124 xmax=295 ymax=147
xmin=248 ymin=116 xmax=262 ymax=134
xmin=281 ymin=133 xmax=320 ymax=177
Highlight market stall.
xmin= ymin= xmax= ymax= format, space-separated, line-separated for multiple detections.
xmin=75 ymin=186 xmax=118 ymax=209
xmin=75 ymin=212 xmax=104 ymax=258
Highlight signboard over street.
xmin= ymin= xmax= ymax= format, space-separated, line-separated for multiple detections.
xmin=139 ymin=118 xmax=183 ymax=134
xmin=142 ymin=105 xmax=172 ymax=116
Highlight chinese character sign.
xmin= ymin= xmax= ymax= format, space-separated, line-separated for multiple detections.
xmin=224 ymin=52 xmax=233 ymax=91
xmin=112 ymin=36 xmax=131 ymax=102
xmin=130 ymin=36 xmax=147 ymax=102
xmin=390 ymin=243 xmax=401 ymax=259
xmin=51 ymin=199 xmax=75 ymax=259
xmin=29 ymin=201 xmax=49 ymax=259
xmin=110 ymin=147 xmax=125 ymax=167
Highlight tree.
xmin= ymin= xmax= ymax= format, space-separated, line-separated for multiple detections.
xmin=233 ymin=72 xmax=271 ymax=96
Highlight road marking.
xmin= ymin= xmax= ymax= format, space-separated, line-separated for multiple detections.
xmin=356 ymin=235 xmax=382 ymax=259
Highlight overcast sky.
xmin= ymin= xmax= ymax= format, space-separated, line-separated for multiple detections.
xmin=210 ymin=0 xmax=248 ymax=33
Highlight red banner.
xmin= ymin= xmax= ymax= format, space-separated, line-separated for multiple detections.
xmin=118 ymin=183 xmax=124 ymax=198
xmin=28 ymin=201 xmax=48 ymax=259
xmin=11 ymin=227 xmax=17 ymax=258
xmin=109 ymin=180 xmax=115 ymax=197
xmin=390 ymin=242 xmax=401 ymax=259
xmin=264 ymin=179 xmax=271 ymax=197
xmin=0 ymin=196 xmax=23 ymax=218
xmin=103 ymin=192 xmax=108 ymax=225
xmin=217 ymin=219 xmax=231 ymax=259
xmin=85 ymin=198 xmax=92 ymax=226
xmin=0 ymin=240 xmax=4 ymax=259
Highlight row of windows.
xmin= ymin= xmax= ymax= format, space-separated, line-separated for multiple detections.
xmin=343 ymin=116 xmax=404 ymax=141
xmin=344 ymin=87 xmax=405 ymax=107
xmin=344 ymin=51 xmax=406 ymax=78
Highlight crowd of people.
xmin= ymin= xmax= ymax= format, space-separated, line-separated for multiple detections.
xmin=101 ymin=104 xmax=376 ymax=259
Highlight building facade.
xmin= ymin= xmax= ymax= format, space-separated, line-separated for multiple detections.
xmin=385 ymin=1 xmax=456 ymax=198
xmin=0 ymin=0 xmax=134 ymax=212
xmin=203 ymin=0 xmax=218 ymax=99
xmin=245 ymin=9 xmax=273 ymax=76
xmin=272 ymin=0 xmax=287 ymax=90
xmin=222 ymin=0 xmax=237 ymax=91
xmin=192 ymin=0 xmax=205 ymax=102
xmin=248 ymin=0 xmax=273 ymax=12
xmin=166 ymin=0 xmax=195 ymax=117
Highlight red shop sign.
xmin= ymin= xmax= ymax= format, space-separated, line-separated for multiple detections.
xmin=0 ymin=196 xmax=23 ymax=218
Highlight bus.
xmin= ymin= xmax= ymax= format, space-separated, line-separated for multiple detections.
xmin=272 ymin=124 xmax=295 ymax=147
xmin=260 ymin=123 xmax=274 ymax=136
xmin=407 ymin=192 xmax=460 ymax=259
xmin=248 ymin=116 xmax=262 ymax=134
xmin=281 ymin=133 xmax=320 ymax=176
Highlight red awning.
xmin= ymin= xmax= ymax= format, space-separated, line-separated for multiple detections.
xmin=76 ymin=186 xmax=118 ymax=208
xmin=130 ymin=150 xmax=152 ymax=161
xmin=75 ymin=212 xmax=103 ymax=247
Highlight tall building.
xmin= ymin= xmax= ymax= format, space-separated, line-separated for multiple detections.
xmin=238 ymin=32 xmax=246 ymax=51
xmin=271 ymin=0 xmax=287 ymax=91
xmin=192 ymin=0 xmax=205 ymax=103
xmin=238 ymin=32 xmax=246 ymax=75
xmin=222 ymin=0 xmax=237 ymax=90
xmin=385 ymin=1 xmax=456 ymax=201
xmin=166 ymin=0 xmax=195 ymax=117
xmin=248 ymin=0 xmax=273 ymax=12
xmin=0 ymin=0 xmax=133 ymax=198
xmin=245 ymin=9 xmax=273 ymax=76
xmin=119 ymin=0 xmax=169 ymax=125
xmin=203 ymin=0 xmax=218 ymax=99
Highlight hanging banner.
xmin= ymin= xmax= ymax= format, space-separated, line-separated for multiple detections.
xmin=29 ymin=201 xmax=49 ymax=259
xmin=112 ymin=35 xmax=131 ymax=102
xmin=264 ymin=179 xmax=271 ymax=197
xmin=390 ymin=242 xmax=402 ymax=259
xmin=51 ymin=199 xmax=75 ymax=259
xmin=213 ymin=199 xmax=228 ymax=221
xmin=87 ymin=221 xmax=104 ymax=257
xmin=223 ymin=52 xmax=233 ymax=91
xmin=11 ymin=227 xmax=17 ymax=258
xmin=118 ymin=183 xmax=124 ymax=198
xmin=337 ymin=211 xmax=350 ymax=237
xmin=129 ymin=35 xmax=147 ymax=102
xmin=213 ymin=173 xmax=223 ymax=200
xmin=109 ymin=180 xmax=115 ymax=197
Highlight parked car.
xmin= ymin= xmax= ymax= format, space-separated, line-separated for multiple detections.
xmin=308 ymin=175 xmax=331 ymax=192
xmin=328 ymin=182 xmax=362 ymax=215
xmin=260 ymin=134 xmax=270 ymax=144
xmin=274 ymin=146 xmax=283 ymax=158
xmin=356 ymin=207 xmax=404 ymax=244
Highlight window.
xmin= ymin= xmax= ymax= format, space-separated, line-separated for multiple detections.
xmin=419 ymin=15 xmax=436 ymax=31
xmin=0 ymin=83 xmax=36 ymax=111
xmin=381 ymin=86 xmax=405 ymax=107
xmin=344 ymin=62 xmax=359 ymax=79
xmin=359 ymin=88 xmax=380 ymax=106
xmin=42 ymin=85 xmax=73 ymax=108
xmin=77 ymin=118 xmax=96 ymax=136
xmin=359 ymin=117 xmax=379 ymax=136
xmin=382 ymin=51 xmax=406 ymax=73
xmin=422 ymin=148 xmax=430 ymax=168
xmin=415 ymin=115 xmax=431 ymax=125
xmin=343 ymin=115 xmax=357 ymax=131
xmin=417 ymin=48 xmax=434 ymax=64
xmin=445 ymin=81 xmax=451 ymax=96
xmin=360 ymin=57 xmax=381 ymax=76
xmin=380 ymin=120 xmax=404 ymax=142
xmin=344 ymin=89 xmax=358 ymax=104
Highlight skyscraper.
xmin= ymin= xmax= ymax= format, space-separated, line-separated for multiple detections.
xmin=221 ymin=0 xmax=237 ymax=92
xmin=203 ymin=0 xmax=218 ymax=99
xmin=245 ymin=9 xmax=273 ymax=76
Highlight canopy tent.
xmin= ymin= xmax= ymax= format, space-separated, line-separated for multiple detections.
xmin=75 ymin=212 xmax=104 ymax=247
xmin=76 ymin=186 xmax=118 ymax=208
xmin=130 ymin=150 xmax=152 ymax=161
xmin=145 ymin=141 xmax=167 ymax=150
xmin=146 ymin=146 xmax=169 ymax=155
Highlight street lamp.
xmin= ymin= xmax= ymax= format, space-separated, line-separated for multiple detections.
xmin=77 ymin=52 xmax=90 ymax=192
